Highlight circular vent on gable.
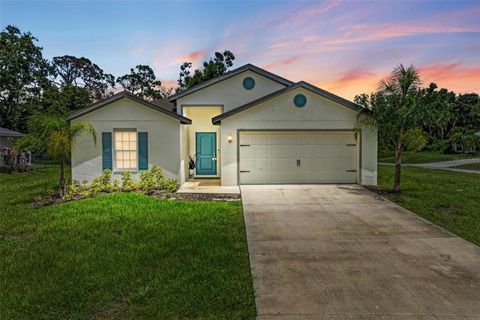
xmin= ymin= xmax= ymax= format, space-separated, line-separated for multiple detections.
xmin=243 ymin=77 xmax=255 ymax=90
xmin=294 ymin=94 xmax=307 ymax=107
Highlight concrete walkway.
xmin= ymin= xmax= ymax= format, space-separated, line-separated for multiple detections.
xmin=177 ymin=181 xmax=240 ymax=194
xmin=241 ymin=185 xmax=480 ymax=319
xmin=379 ymin=158 xmax=480 ymax=174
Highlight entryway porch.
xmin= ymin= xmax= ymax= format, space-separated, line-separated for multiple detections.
xmin=177 ymin=178 xmax=240 ymax=195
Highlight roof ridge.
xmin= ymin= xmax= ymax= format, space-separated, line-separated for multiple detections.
xmin=212 ymin=81 xmax=359 ymax=124
xmin=67 ymin=91 xmax=191 ymax=124
xmin=168 ymin=63 xmax=294 ymax=101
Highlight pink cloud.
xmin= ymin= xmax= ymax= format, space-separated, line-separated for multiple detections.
xmin=183 ymin=50 xmax=205 ymax=63
xmin=316 ymin=63 xmax=480 ymax=100
xmin=161 ymin=79 xmax=178 ymax=89
xmin=264 ymin=56 xmax=302 ymax=70
xmin=174 ymin=50 xmax=205 ymax=64
xmin=287 ymin=1 xmax=341 ymax=25
xmin=419 ymin=63 xmax=480 ymax=93
xmin=303 ymin=23 xmax=480 ymax=48
xmin=320 ymin=68 xmax=382 ymax=99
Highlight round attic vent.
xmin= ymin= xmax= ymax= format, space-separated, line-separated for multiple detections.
xmin=294 ymin=94 xmax=307 ymax=107
xmin=243 ymin=77 xmax=255 ymax=90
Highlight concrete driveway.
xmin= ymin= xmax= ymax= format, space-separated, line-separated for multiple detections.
xmin=241 ymin=185 xmax=480 ymax=319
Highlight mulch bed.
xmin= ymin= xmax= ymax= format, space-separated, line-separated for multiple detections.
xmin=31 ymin=190 xmax=241 ymax=207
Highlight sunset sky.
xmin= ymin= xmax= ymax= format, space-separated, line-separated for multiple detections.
xmin=2 ymin=0 xmax=479 ymax=99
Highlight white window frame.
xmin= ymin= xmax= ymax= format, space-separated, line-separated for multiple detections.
xmin=113 ymin=129 xmax=137 ymax=172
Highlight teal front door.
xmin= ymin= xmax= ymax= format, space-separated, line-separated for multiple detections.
xmin=196 ymin=132 xmax=217 ymax=175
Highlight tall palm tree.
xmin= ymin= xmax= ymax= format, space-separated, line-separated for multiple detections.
xmin=355 ymin=64 xmax=427 ymax=192
xmin=16 ymin=114 xmax=96 ymax=196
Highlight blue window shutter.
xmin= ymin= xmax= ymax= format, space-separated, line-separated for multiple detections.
xmin=138 ymin=132 xmax=148 ymax=170
xmin=102 ymin=132 xmax=112 ymax=170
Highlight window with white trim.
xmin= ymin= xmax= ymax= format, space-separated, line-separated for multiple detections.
xmin=114 ymin=130 xmax=137 ymax=170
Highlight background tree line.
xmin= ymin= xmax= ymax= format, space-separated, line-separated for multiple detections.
xmin=0 ymin=25 xmax=236 ymax=133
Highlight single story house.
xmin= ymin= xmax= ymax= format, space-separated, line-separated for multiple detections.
xmin=69 ymin=64 xmax=377 ymax=186
xmin=0 ymin=127 xmax=23 ymax=149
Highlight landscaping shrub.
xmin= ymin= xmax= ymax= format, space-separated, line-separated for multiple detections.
xmin=120 ymin=171 xmax=137 ymax=192
xmin=63 ymin=167 xmax=178 ymax=201
xmin=90 ymin=169 xmax=113 ymax=192
xmin=159 ymin=177 xmax=178 ymax=193
xmin=139 ymin=165 xmax=164 ymax=190
xmin=138 ymin=165 xmax=178 ymax=193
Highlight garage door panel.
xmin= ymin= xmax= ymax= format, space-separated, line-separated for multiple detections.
xmin=239 ymin=146 xmax=253 ymax=159
xmin=240 ymin=158 xmax=254 ymax=171
xmin=271 ymin=158 xmax=287 ymax=171
xmin=239 ymin=131 xmax=357 ymax=184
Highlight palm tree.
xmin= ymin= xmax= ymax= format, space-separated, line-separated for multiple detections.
xmin=16 ymin=114 xmax=96 ymax=196
xmin=355 ymin=64 xmax=428 ymax=192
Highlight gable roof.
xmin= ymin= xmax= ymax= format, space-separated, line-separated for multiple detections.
xmin=0 ymin=127 xmax=23 ymax=137
xmin=212 ymin=81 xmax=361 ymax=125
xmin=150 ymin=98 xmax=176 ymax=111
xmin=67 ymin=91 xmax=191 ymax=124
xmin=168 ymin=63 xmax=294 ymax=102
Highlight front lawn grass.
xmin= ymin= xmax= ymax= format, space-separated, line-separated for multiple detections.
xmin=454 ymin=162 xmax=480 ymax=171
xmin=378 ymin=151 xmax=478 ymax=164
xmin=0 ymin=166 xmax=256 ymax=319
xmin=378 ymin=165 xmax=480 ymax=246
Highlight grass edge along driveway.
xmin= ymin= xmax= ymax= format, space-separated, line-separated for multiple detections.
xmin=0 ymin=166 xmax=256 ymax=320
xmin=377 ymin=165 xmax=480 ymax=246
xmin=378 ymin=151 xmax=478 ymax=164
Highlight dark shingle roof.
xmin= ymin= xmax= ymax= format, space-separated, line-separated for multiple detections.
xmin=212 ymin=81 xmax=361 ymax=125
xmin=67 ymin=91 xmax=191 ymax=124
xmin=150 ymin=99 xmax=176 ymax=111
xmin=0 ymin=127 xmax=23 ymax=137
xmin=168 ymin=63 xmax=294 ymax=102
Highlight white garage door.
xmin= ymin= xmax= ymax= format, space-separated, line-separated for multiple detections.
xmin=239 ymin=131 xmax=358 ymax=184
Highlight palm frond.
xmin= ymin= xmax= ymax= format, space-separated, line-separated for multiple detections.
xmin=48 ymin=129 xmax=71 ymax=161
xmin=70 ymin=121 xmax=97 ymax=145
xmin=28 ymin=114 xmax=66 ymax=140
xmin=380 ymin=64 xmax=422 ymax=97
xmin=14 ymin=134 xmax=45 ymax=153
xmin=354 ymin=113 xmax=378 ymax=136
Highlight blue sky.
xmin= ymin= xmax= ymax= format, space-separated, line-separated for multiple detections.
xmin=1 ymin=0 xmax=479 ymax=98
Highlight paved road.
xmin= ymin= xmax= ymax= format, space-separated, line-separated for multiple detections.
xmin=379 ymin=157 xmax=480 ymax=174
xmin=241 ymin=185 xmax=480 ymax=319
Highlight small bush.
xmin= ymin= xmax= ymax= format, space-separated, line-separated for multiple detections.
xmin=90 ymin=169 xmax=113 ymax=192
xmin=138 ymin=166 xmax=177 ymax=192
xmin=112 ymin=179 xmax=120 ymax=192
xmin=121 ymin=171 xmax=137 ymax=192
xmin=139 ymin=165 xmax=164 ymax=191
xmin=159 ymin=177 xmax=178 ymax=193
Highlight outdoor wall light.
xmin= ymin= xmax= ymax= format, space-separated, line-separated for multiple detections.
xmin=227 ymin=133 xmax=233 ymax=143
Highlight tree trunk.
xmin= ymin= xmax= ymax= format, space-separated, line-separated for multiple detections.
xmin=393 ymin=147 xmax=402 ymax=193
xmin=59 ymin=160 xmax=66 ymax=197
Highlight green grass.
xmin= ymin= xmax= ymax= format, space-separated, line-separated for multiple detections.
xmin=378 ymin=165 xmax=480 ymax=246
xmin=378 ymin=151 xmax=478 ymax=164
xmin=454 ymin=162 xmax=480 ymax=171
xmin=0 ymin=166 xmax=256 ymax=319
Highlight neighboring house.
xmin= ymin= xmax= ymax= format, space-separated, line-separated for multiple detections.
xmin=69 ymin=64 xmax=377 ymax=186
xmin=0 ymin=127 xmax=23 ymax=149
